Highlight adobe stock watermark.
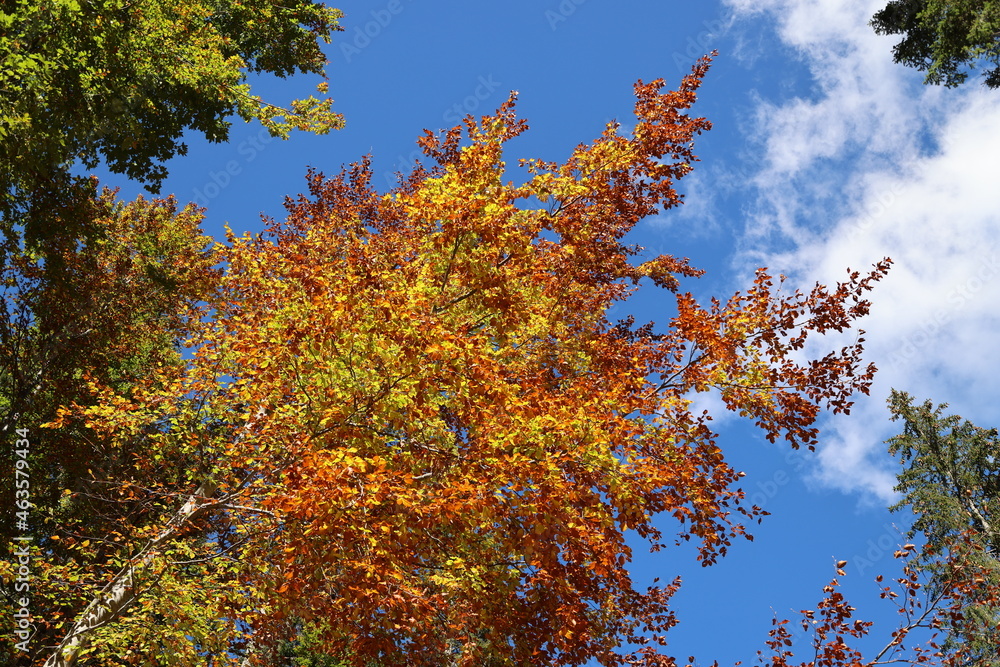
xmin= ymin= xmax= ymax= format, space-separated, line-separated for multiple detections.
xmin=843 ymin=180 xmax=907 ymax=244
xmin=888 ymin=248 xmax=1000 ymax=371
xmin=744 ymin=444 xmax=812 ymax=510
xmin=672 ymin=18 xmax=725 ymax=73
xmin=191 ymin=128 xmax=275 ymax=208
xmin=340 ymin=0 xmax=413 ymax=63
xmin=10 ymin=427 xmax=34 ymax=653
xmin=545 ymin=0 xmax=588 ymax=30
xmin=381 ymin=75 xmax=504 ymax=189
xmin=853 ymin=519 xmax=912 ymax=576
xmin=443 ymin=75 xmax=504 ymax=125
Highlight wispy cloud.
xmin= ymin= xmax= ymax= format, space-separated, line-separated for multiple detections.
xmin=722 ymin=0 xmax=1000 ymax=501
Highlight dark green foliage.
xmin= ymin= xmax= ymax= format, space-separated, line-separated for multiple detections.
xmin=871 ymin=0 xmax=1000 ymax=88
xmin=887 ymin=389 xmax=1000 ymax=664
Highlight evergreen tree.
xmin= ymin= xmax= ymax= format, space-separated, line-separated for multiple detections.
xmin=887 ymin=389 xmax=1000 ymax=665
xmin=871 ymin=0 xmax=1000 ymax=89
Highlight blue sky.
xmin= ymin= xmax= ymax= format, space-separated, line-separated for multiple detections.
xmin=95 ymin=1 xmax=1000 ymax=663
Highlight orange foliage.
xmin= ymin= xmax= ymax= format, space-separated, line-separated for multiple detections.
xmin=52 ymin=56 xmax=892 ymax=666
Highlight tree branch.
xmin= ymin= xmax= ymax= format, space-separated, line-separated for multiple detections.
xmin=42 ymin=480 xmax=220 ymax=667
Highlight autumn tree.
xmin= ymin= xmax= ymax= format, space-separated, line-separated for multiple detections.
xmin=0 ymin=2 xmax=351 ymax=663
xmin=0 ymin=185 xmax=220 ymax=664
xmin=0 ymin=0 xmax=344 ymax=245
xmin=871 ymin=0 xmax=1000 ymax=88
xmin=0 ymin=0 xmax=347 ymax=467
xmin=28 ymin=57 xmax=892 ymax=666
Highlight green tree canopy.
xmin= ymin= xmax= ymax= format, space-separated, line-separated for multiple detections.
xmin=0 ymin=0 xmax=344 ymax=244
xmin=871 ymin=0 xmax=1000 ymax=88
xmin=887 ymin=389 xmax=1000 ymax=664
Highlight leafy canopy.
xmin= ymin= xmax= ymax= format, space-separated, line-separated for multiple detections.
xmin=886 ymin=390 xmax=1000 ymax=664
xmin=0 ymin=0 xmax=344 ymax=243
xmin=871 ymin=0 xmax=1000 ymax=88
xmin=26 ymin=58 xmax=891 ymax=666
xmin=0 ymin=186 xmax=220 ymax=664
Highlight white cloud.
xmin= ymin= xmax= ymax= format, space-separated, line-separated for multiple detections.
xmin=723 ymin=0 xmax=1000 ymax=502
